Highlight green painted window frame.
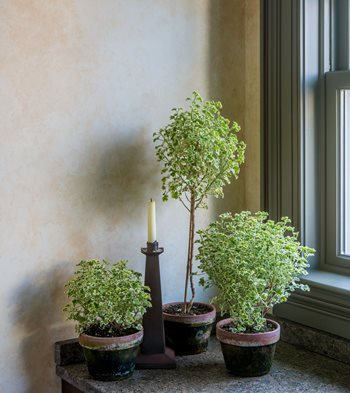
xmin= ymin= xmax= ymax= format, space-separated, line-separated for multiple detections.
xmin=262 ymin=0 xmax=350 ymax=339
xmin=325 ymin=71 xmax=350 ymax=273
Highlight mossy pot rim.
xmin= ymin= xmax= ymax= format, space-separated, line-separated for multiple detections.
xmin=79 ymin=328 xmax=143 ymax=351
xmin=163 ymin=302 xmax=216 ymax=325
xmin=216 ymin=318 xmax=280 ymax=347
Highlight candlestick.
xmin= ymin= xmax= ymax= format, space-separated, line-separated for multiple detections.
xmin=136 ymin=241 xmax=176 ymax=369
xmin=147 ymin=199 xmax=156 ymax=243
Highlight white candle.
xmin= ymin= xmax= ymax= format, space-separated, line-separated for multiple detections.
xmin=147 ymin=199 xmax=157 ymax=243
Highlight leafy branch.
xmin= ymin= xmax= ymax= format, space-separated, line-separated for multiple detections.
xmin=197 ymin=211 xmax=315 ymax=332
xmin=153 ymin=92 xmax=246 ymax=313
xmin=63 ymin=260 xmax=151 ymax=335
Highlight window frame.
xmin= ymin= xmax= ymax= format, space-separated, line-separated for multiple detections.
xmin=262 ymin=0 xmax=350 ymax=339
xmin=325 ymin=71 xmax=350 ymax=273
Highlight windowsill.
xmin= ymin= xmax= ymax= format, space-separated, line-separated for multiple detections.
xmin=274 ymin=268 xmax=350 ymax=340
xmin=302 ymin=269 xmax=350 ymax=295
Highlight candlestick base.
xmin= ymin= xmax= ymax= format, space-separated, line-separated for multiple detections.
xmin=136 ymin=241 xmax=176 ymax=369
xmin=136 ymin=347 xmax=176 ymax=369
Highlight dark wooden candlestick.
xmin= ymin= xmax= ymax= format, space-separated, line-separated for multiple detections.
xmin=136 ymin=241 xmax=176 ymax=369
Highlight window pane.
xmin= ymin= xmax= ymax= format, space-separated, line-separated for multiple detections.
xmin=340 ymin=90 xmax=350 ymax=256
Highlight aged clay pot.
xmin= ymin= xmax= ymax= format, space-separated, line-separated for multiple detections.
xmin=79 ymin=329 xmax=143 ymax=381
xmin=163 ymin=302 xmax=216 ymax=355
xmin=216 ymin=318 xmax=280 ymax=377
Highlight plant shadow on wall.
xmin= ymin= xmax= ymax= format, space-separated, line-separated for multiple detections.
xmin=8 ymin=130 xmax=159 ymax=392
xmin=73 ymin=130 xmax=159 ymax=241
xmin=10 ymin=264 xmax=73 ymax=393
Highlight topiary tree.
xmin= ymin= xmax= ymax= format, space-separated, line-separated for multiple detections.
xmin=197 ymin=211 xmax=315 ymax=332
xmin=63 ymin=259 xmax=151 ymax=336
xmin=153 ymin=92 xmax=246 ymax=313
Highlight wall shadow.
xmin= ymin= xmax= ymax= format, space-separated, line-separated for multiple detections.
xmin=208 ymin=0 xmax=247 ymax=217
xmin=10 ymin=264 xmax=74 ymax=393
xmin=9 ymin=130 xmax=160 ymax=392
xmin=70 ymin=128 xmax=160 ymax=231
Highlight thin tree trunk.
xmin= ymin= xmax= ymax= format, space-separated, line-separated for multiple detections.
xmin=183 ymin=192 xmax=196 ymax=314
xmin=188 ymin=196 xmax=196 ymax=312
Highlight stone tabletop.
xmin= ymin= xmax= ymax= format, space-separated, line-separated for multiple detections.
xmin=56 ymin=337 xmax=350 ymax=393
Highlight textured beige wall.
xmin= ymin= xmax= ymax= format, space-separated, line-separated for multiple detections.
xmin=0 ymin=1 xmax=259 ymax=392
xmin=245 ymin=0 xmax=261 ymax=212
xmin=210 ymin=0 xmax=260 ymax=215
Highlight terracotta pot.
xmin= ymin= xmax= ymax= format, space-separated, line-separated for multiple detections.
xmin=216 ymin=318 xmax=280 ymax=377
xmin=79 ymin=329 xmax=143 ymax=381
xmin=163 ymin=302 xmax=216 ymax=355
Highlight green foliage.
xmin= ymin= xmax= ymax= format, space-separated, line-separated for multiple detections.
xmin=153 ymin=91 xmax=246 ymax=312
xmin=197 ymin=211 xmax=315 ymax=333
xmin=63 ymin=260 xmax=151 ymax=335
xmin=153 ymin=91 xmax=246 ymax=208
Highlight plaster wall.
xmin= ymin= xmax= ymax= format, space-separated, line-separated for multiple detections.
xmin=0 ymin=1 xmax=259 ymax=391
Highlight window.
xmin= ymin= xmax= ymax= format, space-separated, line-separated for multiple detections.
xmin=340 ymin=90 xmax=350 ymax=257
xmin=325 ymin=0 xmax=350 ymax=272
xmin=325 ymin=72 xmax=350 ymax=271
xmin=263 ymin=0 xmax=350 ymax=339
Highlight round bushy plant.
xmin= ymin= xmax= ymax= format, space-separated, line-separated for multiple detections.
xmin=154 ymin=91 xmax=246 ymax=313
xmin=197 ymin=211 xmax=315 ymax=333
xmin=63 ymin=260 xmax=151 ymax=336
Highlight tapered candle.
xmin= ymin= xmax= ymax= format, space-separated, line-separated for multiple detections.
xmin=148 ymin=199 xmax=157 ymax=243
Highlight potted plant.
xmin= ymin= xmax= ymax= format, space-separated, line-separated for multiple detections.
xmin=63 ymin=259 xmax=151 ymax=380
xmin=153 ymin=91 xmax=246 ymax=355
xmin=197 ymin=211 xmax=315 ymax=376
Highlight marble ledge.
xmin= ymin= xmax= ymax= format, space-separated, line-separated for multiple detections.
xmin=56 ymin=338 xmax=350 ymax=393
xmin=273 ymin=315 xmax=350 ymax=365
